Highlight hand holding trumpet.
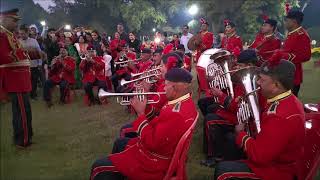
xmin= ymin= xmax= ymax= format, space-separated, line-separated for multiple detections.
xmin=130 ymin=96 xmax=147 ymax=116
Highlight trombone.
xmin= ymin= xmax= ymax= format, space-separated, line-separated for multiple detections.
xmin=98 ymin=89 xmax=166 ymax=106
xmin=120 ymin=73 xmax=161 ymax=86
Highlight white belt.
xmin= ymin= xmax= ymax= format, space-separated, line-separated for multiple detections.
xmin=0 ymin=60 xmax=30 ymax=68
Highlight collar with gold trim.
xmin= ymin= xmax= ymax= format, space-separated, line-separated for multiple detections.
xmin=168 ymin=93 xmax=191 ymax=105
xmin=264 ymin=33 xmax=274 ymax=39
xmin=267 ymin=90 xmax=292 ymax=103
xmin=288 ymin=26 xmax=302 ymax=36
xmin=0 ymin=25 xmax=14 ymax=36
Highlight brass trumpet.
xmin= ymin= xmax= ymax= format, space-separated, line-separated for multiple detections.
xmin=114 ymin=58 xmax=142 ymax=67
xmin=131 ymin=66 xmax=161 ymax=78
xmin=120 ymin=73 xmax=161 ymax=86
xmin=98 ymin=89 xmax=166 ymax=106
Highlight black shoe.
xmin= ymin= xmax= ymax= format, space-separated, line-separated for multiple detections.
xmin=200 ymin=158 xmax=217 ymax=168
xmin=46 ymin=101 xmax=53 ymax=108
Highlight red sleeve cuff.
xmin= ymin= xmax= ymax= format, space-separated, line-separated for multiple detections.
xmin=217 ymin=93 xmax=228 ymax=105
xmin=236 ymin=131 xmax=248 ymax=148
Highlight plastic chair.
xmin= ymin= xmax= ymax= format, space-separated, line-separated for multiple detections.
xmin=195 ymin=66 xmax=210 ymax=98
xmin=163 ymin=112 xmax=199 ymax=180
xmin=297 ymin=112 xmax=320 ymax=180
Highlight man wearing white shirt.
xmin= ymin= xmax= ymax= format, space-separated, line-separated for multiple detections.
xmin=180 ymin=25 xmax=193 ymax=57
xmin=19 ymin=25 xmax=43 ymax=100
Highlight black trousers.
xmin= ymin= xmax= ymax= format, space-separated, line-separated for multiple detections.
xmin=205 ymin=114 xmax=244 ymax=160
xmin=90 ymin=138 xmax=130 ymax=180
xmin=119 ymin=123 xmax=138 ymax=138
xmin=84 ymin=80 xmax=107 ymax=103
xmin=198 ymin=97 xmax=221 ymax=117
xmin=9 ymin=93 xmax=33 ymax=146
xmin=90 ymin=157 xmax=125 ymax=180
xmin=43 ymin=79 xmax=68 ymax=103
xmin=30 ymin=67 xmax=41 ymax=99
xmin=292 ymin=84 xmax=300 ymax=97
xmin=214 ymin=161 xmax=257 ymax=180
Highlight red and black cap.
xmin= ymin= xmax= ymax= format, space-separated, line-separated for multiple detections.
xmin=0 ymin=8 xmax=21 ymax=20
xmin=165 ymin=68 xmax=192 ymax=83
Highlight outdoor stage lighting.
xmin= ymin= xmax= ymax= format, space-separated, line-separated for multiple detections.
xmin=152 ymin=28 xmax=156 ymax=32
xmin=154 ymin=37 xmax=161 ymax=44
xmin=40 ymin=21 xmax=46 ymax=26
xmin=188 ymin=4 xmax=198 ymax=16
xmin=65 ymin=24 xmax=71 ymax=30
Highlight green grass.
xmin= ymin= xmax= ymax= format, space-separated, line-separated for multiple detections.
xmin=1 ymin=59 xmax=320 ymax=180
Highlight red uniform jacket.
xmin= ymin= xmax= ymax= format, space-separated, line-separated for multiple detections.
xmin=281 ymin=27 xmax=311 ymax=85
xmin=196 ymin=31 xmax=214 ymax=61
xmin=80 ymin=56 xmax=105 ymax=83
xmin=110 ymin=39 xmax=126 ymax=59
xmin=109 ymin=94 xmax=197 ymax=180
xmin=49 ymin=56 xmax=76 ymax=84
xmin=250 ymin=33 xmax=281 ymax=63
xmin=221 ymin=34 xmax=243 ymax=57
xmin=145 ymin=78 xmax=168 ymax=119
xmin=135 ymin=59 xmax=153 ymax=73
xmin=0 ymin=26 xmax=31 ymax=93
xmin=236 ymin=91 xmax=305 ymax=180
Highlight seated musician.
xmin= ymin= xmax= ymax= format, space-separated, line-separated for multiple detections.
xmin=112 ymin=50 xmax=136 ymax=92
xmin=199 ymin=49 xmax=261 ymax=167
xmin=90 ymin=68 xmax=196 ymax=180
xmin=249 ymin=18 xmax=281 ymax=65
xmin=214 ymin=58 xmax=305 ymax=180
xmin=119 ymin=52 xmax=183 ymax=138
xmin=127 ymin=48 xmax=153 ymax=73
xmin=43 ymin=46 xmax=76 ymax=107
xmin=176 ymin=44 xmax=192 ymax=72
xmin=80 ymin=46 xmax=107 ymax=105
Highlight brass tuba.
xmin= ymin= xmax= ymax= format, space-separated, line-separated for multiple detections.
xmin=234 ymin=66 xmax=261 ymax=137
xmin=198 ymin=49 xmax=235 ymax=101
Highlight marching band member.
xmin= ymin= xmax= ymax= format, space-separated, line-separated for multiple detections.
xmin=214 ymin=58 xmax=305 ymax=180
xmin=119 ymin=52 xmax=182 ymax=138
xmin=270 ymin=10 xmax=311 ymax=97
xmin=90 ymin=68 xmax=197 ymax=180
xmin=195 ymin=18 xmax=214 ymax=62
xmin=0 ymin=8 xmax=33 ymax=147
xmin=221 ymin=20 xmax=243 ymax=58
xmin=43 ymin=46 xmax=76 ymax=107
xmin=110 ymin=32 xmax=126 ymax=61
xmin=80 ymin=46 xmax=107 ymax=105
xmin=127 ymin=48 xmax=153 ymax=73
xmin=177 ymin=44 xmax=192 ymax=72
xmin=249 ymin=18 xmax=281 ymax=64
xmin=102 ymin=42 xmax=113 ymax=91
xmin=199 ymin=49 xmax=264 ymax=167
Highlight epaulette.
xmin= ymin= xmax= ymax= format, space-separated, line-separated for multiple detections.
xmin=172 ymin=101 xmax=181 ymax=112
xmin=267 ymin=101 xmax=279 ymax=115
xmin=297 ymin=29 xmax=305 ymax=35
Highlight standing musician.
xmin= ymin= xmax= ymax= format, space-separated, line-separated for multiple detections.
xmin=80 ymin=46 xmax=107 ymax=105
xmin=0 ymin=8 xmax=33 ymax=148
xmin=214 ymin=58 xmax=305 ymax=180
xmin=119 ymin=52 xmax=183 ymax=138
xmin=194 ymin=18 xmax=214 ymax=62
xmin=221 ymin=20 xmax=243 ymax=58
xmin=270 ymin=10 xmax=311 ymax=97
xmin=199 ymin=49 xmax=264 ymax=167
xmin=249 ymin=19 xmax=281 ymax=65
xmin=43 ymin=46 xmax=76 ymax=107
xmin=90 ymin=68 xmax=197 ymax=180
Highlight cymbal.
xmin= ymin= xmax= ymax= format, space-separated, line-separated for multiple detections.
xmin=187 ymin=34 xmax=202 ymax=51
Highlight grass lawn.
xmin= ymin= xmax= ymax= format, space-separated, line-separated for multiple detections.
xmin=1 ymin=59 xmax=319 ymax=180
